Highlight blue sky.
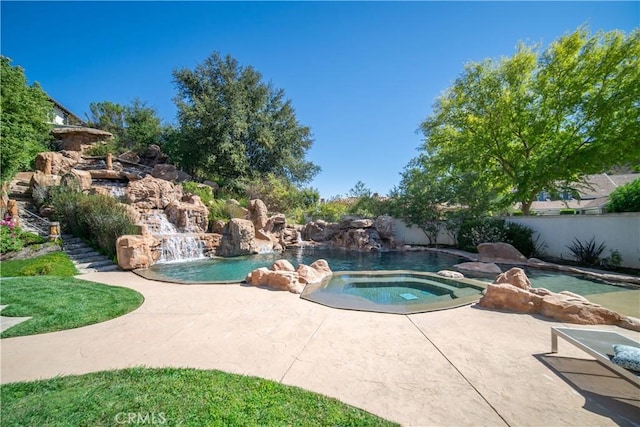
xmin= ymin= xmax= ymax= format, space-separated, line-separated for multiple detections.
xmin=2 ymin=1 xmax=638 ymax=199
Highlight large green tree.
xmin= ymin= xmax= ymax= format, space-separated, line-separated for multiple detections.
xmin=415 ymin=27 xmax=640 ymax=215
xmin=0 ymin=56 xmax=53 ymax=184
xmin=86 ymin=99 xmax=164 ymax=153
xmin=169 ymin=52 xmax=320 ymax=189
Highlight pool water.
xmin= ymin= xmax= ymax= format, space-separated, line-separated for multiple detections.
xmin=140 ymin=247 xmax=466 ymax=283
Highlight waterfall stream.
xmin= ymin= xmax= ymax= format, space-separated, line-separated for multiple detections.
xmin=143 ymin=210 xmax=205 ymax=263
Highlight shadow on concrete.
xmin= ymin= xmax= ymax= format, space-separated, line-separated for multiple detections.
xmin=536 ymin=353 xmax=640 ymax=427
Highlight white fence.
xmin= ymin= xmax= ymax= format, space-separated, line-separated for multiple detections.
xmin=392 ymin=214 xmax=640 ymax=269
xmin=505 ymin=213 xmax=640 ymax=269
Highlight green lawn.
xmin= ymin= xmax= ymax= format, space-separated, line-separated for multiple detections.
xmin=0 ymin=276 xmax=143 ymax=338
xmin=1 ymin=367 xmax=397 ymax=426
xmin=0 ymin=251 xmax=78 ymax=277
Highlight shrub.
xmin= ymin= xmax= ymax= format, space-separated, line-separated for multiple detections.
xmin=457 ymin=217 xmax=507 ymax=252
xmin=566 ymin=236 xmax=606 ymax=266
xmin=182 ymin=181 xmax=214 ymax=206
xmin=0 ymin=251 xmax=78 ymax=277
xmin=559 ymin=208 xmax=576 ymax=215
xmin=504 ymin=222 xmax=535 ymax=257
xmin=84 ymin=140 xmax=121 ymax=157
xmin=608 ymin=178 xmax=640 ymax=212
xmin=457 ymin=217 xmax=536 ymax=256
xmin=51 ymin=192 xmax=137 ymax=259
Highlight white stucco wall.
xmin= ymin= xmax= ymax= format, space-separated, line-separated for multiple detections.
xmin=505 ymin=213 xmax=640 ymax=269
xmin=392 ymin=214 xmax=640 ymax=269
xmin=52 ymin=105 xmax=66 ymax=125
xmin=393 ymin=219 xmax=455 ymax=247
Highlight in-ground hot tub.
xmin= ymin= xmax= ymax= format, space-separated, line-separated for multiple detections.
xmin=300 ymin=270 xmax=487 ymax=314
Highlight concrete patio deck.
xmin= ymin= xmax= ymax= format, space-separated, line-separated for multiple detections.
xmin=1 ymin=271 xmax=639 ymax=426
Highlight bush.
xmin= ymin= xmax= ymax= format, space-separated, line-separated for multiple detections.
xmin=457 ymin=217 xmax=536 ymax=256
xmin=559 ymin=208 xmax=576 ymax=215
xmin=457 ymin=217 xmax=507 ymax=252
xmin=608 ymin=178 xmax=640 ymax=212
xmin=83 ymin=140 xmax=121 ymax=157
xmin=51 ymin=192 xmax=137 ymax=259
xmin=182 ymin=181 xmax=214 ymax=206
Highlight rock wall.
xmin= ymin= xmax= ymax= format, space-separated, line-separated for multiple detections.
xmin=302 ymin=215 xmax=397 ymax=251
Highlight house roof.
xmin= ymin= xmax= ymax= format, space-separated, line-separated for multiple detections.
xmin=574 ymin=173 xmax=639 ymax=200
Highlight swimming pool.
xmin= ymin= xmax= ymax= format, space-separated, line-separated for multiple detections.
xmin=135 ymin=246 xmax=636 ymax=300
xmin=137 ymin=247 xmax=466 ymax=284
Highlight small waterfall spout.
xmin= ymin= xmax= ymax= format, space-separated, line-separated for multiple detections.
xmin=143 ymin=210 xmax=205 ymax=263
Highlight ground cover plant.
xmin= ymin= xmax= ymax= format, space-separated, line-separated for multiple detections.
xmin=1 ymin=367 xmax=396 ymax=426
xmin=0 ymin=251 xmax=77 ymax=277
xmin=0 ymin=275 xmax=143 ymax=338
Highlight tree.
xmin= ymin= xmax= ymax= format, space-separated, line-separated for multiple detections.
xmin=416 ymin=27 xmax=640 ymax=215
xmin=608 ymin=178 xmax=640 ymax=212
xmin=0 ymin=56 xmax=53 ymax=184
xmin=86 ymin=99 xmax=164 ymax=153
xmin=170 ymin=52 xmax=320 ymax=189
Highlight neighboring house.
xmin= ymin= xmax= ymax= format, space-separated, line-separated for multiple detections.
xmin=49 ymin=97 xmax=85 ymax=126
xmin=526 ymin=173 xmax=639 ymax=215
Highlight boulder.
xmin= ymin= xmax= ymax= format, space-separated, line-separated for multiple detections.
xmin=164 ymin=194 xmax=209 ymax=233
xmin=61 ymin=169 xmax=92 ymax=191
xmin=494 ymin=267 xmax=532 ymax=290
xmin=248 ymin=199 xmax=269 ymax=231
xmin=118 ymin=151 xmax=141 ymax=164
xmin=339 ymin=216 xmax=374 ymax=229
xmin=302 ymin=220 xmax=339 ymax=242
xmin=454 ymin=262 xmax=502 ymax=275
xmin=217 ymin=218 xmax=257 ymax=257
xmin=296 ymin=261 xmax=333 ymax=284
xmin=332 ymin=228 xmax=382 ymax=252
xmin=226 ymin=199 xmax=249 ymax=219
xmin=265 ymin=214 xmax=286 ymax=234
xmin=151 ymin=164 xmax=179 ymax=182
xmin=374 ymin=215 xmax=395 ymax=240
xmin=139 ymin=144 xmax=169 ymax=167
xmin=273 ymin=259 xmax=295 ymax=272
xmin=437 ymin=270 xmax=465 ymax=279
xmin=245 ymin=259 xmax=332 ymax=294
xmin=30 ymin=171 xmax=61 ymax=194
xmin=477 ymin=242 xmax=528 ymax=265
xmin=125 ymin=175 xmax=183 ymax=210
xmin=116 ymin=234 xmax=160 ymax=270
xmin=34 ymin=151 xmax=78 ymax=175
xmin=478 ymin=267 xmax=639 ymax=331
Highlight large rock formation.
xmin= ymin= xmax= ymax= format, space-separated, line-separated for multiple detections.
xmin=478 ymin=267 xmax=640 ymax=331
xmin=302 ymin=215 xmax=397 ymax=251
xmin=248 ymin=199 xmax=269 ymax=231
xmin=165 ymin=194 xmax=209 ymax=233
xmin=245 ymin=259 xmax=333 ymax=293
xmin=478 ymin=242 xmax=528 ymax=265
xmin=217 ymin=218 xmax=257 ymax=257
xmin=455 ymin=262 xmax=502 ymax=275
xmin=34 ymin=151 xmax=80 ymax=175
xmin=125 ymin=175 xmax=183 ymax=210
xmin=51 ymin=127 xmax=113 ymax=152
xmin=116 ymin=230 xmax=160 ymax=270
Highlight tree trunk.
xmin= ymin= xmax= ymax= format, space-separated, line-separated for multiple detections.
xmin=521 ymin=200 xmax=532 ymax=216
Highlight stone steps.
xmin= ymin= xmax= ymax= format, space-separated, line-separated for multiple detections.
xmin=61 ymin=234 xmax=120 ymax=274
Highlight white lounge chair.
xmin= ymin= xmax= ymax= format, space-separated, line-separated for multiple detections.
xmin=550 ymin=326 xmax=640 ymax=386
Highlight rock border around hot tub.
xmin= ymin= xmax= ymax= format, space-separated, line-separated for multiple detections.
xmin=300 ymin=270 xmax=489 ymax=315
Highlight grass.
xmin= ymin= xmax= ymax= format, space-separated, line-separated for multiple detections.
xmin=0 ymin=276 xmax=143 ymax=338
xmin=0 ymin=251 xmax=78 ymax=277
xmin=1 ymin=367 xmax=397 ymax=426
